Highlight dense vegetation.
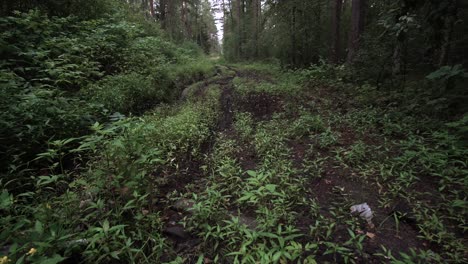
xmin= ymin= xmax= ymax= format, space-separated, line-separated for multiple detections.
xmin=1 ymin=0 xmax=467 ymax=263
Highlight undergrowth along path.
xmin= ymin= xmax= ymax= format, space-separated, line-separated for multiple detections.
xmin=162 ymin=63 xmax=467 ymax=263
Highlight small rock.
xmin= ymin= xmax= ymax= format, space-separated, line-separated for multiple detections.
xmin=229 ymin=212 xmax=258 ymax=230
xmin=175 ymin=238 xmax=202 ymax=253
xmin=172 ymin=199 xmax=195 ymax=213
xmin=239 ymin=215 xmax=257 ymax=229
xmin=164 ymin=226 xmax=190 ymax=240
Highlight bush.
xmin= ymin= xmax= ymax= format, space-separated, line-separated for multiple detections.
xmin=84 ymin=72 xmax=170 ymax=114
xmin=2 ymin=0 xmax=115 ymax=19
xmin=0 ymin=9 xmax=215 ymax=187
xmin=0 ymin=71 xmax=102 ymax=184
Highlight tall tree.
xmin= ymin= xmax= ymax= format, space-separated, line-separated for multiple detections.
xmin=438 ymin=0 xmax=458 ymax=67
xmin=251 ymin=0 xmax=261 ymax=57
xmin=149 ymin=0 xmax=155 ymax=17
xmin=159 ymin=0 xmax=167 ymax=29
xmin=331 ymin=0 xmax=343 ymax=64
xmin=347 ymin=0 xmax=365 ymax=63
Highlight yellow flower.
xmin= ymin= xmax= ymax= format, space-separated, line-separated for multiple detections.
xmin=0 ymin=256 xmax=10 ymax=264
xmin=26 ymin=248 xmax=37 ymax=256
xmin=46 ymin=203 xmax=51 ymax=209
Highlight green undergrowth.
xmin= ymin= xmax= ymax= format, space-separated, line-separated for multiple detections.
xmin=1 ymin=59 xmax=466 ymax=263
xmin=0 ymin=9 xmax=215 ymax=189
xmin=232 ymin=69 xmax=303 ymax=96
xmin=177 ymin=63 xmax=467 ymax=263
xmin=0 ymin=85 xmax=221 ymax=263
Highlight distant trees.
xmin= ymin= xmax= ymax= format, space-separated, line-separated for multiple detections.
xmin=0 ymin=0 xmax=112 ymax=18
xmin=0 ymin=0 xmax=220 ymax=54
xmin=151 ymin=0 xmax=219 ymax=53
xmin=219 ymin=0 xmax=466 ymax=88
xmin=221 ymin=0 xmax=263 ymax=61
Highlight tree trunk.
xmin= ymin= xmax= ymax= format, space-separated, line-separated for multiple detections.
xmin=251 ymin=0 xmax=260 ymax=58
xmin=181 ymin=0 xmax=192 ymax=38
xmin=291 ymin=6 xmax=297 ymax=66
xmin=438 ymin=0 xmax=458 ymax=67
xmin=347 ymin=0 xmax=365 ymax=63
xmin=2 ymin=1 xmax=7 ymax=15
xmin=331 ymin=0 xmax=342 ymax=64
xmin=392 ymin=2 xmax=409 ymax=76
xmin=314 ymin=3 xmax=322 ymax=65
xmin=159 ymin=0 xmax=167 ymax=29
xmin=392 ymin=34 xmax=405 ymax=76
xmin=149 ymin=0 xmax=155 ymax=17
xmin=233 ymin=0 xmax=242 ymax=59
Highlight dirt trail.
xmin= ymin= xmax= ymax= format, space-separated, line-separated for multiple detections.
xmin=159 ymin=66 xmax=240 ymax=257
xmin=160 ymin=65 xmax=435 ymax=263
xmin=218 ymin=83 xmax=234 ymax=131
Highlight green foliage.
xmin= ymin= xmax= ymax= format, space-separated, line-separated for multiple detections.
xmin=0 ymin=4 xmax=219 ymax=262
xmin=446 ymin=114 xmax=468 ymax=143
xmin=1 ymin=86 xmax=220 ymax=263
xmin=426 ymin=64 xmax=468 ymax=82
xmin=290 ymin=112 xmax=326 ymax=138
xmin=0 ymin=71 xmax=102 ymax=183
xmin=234 ymin=112 xmax=255 ymax=141
xmin=2 ymin=0 xmax=115 ymax=19
xmin=84 ymin=73 xmax=164 ymax=114
xmin=315 ymin=128 xmax=340 ymax=148
xmin=0 ymin=8 xmax=214 ymax=183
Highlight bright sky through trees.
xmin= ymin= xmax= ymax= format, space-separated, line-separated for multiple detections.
xmin=209 ymin=0 xmax=224 ymax=43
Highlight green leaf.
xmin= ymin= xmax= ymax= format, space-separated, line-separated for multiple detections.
xmin=272 ymin=251 xmax=282 ymax=262
xmin=196 ymin=254 xmax=204 ymax=264
xmin=265 ymin=184 xmax=277 ymax=192
xmin=0 ymin=190 xmax=13 ymax=209
xmin=35 ymin=220 xmax=44 ymax=234
xmin=39 ymin=254 xmax=66 ymax=264
xmin=110 ymin=251 xmax=120 ymax=260
xmin=102 ymin=220 xmax=110 ymax=233
xmin=246 ymin=170 xmax=257 ymax=177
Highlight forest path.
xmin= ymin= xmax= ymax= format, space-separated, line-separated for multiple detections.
xmin=159 ymin=64 xmax=430 ymax=263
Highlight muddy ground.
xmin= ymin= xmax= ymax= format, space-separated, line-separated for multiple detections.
xmin=156 ymin=66 xmax=446 ymax=263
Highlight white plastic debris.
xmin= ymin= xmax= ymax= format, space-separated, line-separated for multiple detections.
xmin=350 ymin=203 xmax=374 ymax=227
xmin=65 ymin=239 xmax=89 ymax=246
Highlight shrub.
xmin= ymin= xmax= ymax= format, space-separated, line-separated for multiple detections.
xmin=0 ymin=71 xmax=102 ymax=185
xmin=84 ymin=72 xmax=170 ymax=114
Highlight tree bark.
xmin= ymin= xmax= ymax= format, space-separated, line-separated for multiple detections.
xmin=149 ymin=0 xmax=155 ymax=17
xmin=331 ymin=0 xmax=342 ymax=64
xmin=233 ymin=0 xmax=242 ymax=59
xmin=347 ymin=0 xmax=365 ymax=63
xmin=251 ymin=0 xmax=260 ymax=58
xmin=181 ymin=0 xmax=192 ymax=38
xmin=438 ymin=0 xmax=458 ymax=67
xmin=392 ymin=34 xmax=405 ymax=76
xmin=159 ymin=0 xmax=167 ymax=29
xmin=291 ymin=5 xmax=297 ymax=66
xmin=392 ymin=2 xmax=409 ymax=76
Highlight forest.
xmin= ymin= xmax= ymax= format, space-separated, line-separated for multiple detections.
xmin=0 ymin=0 xmax=467 ymax=263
